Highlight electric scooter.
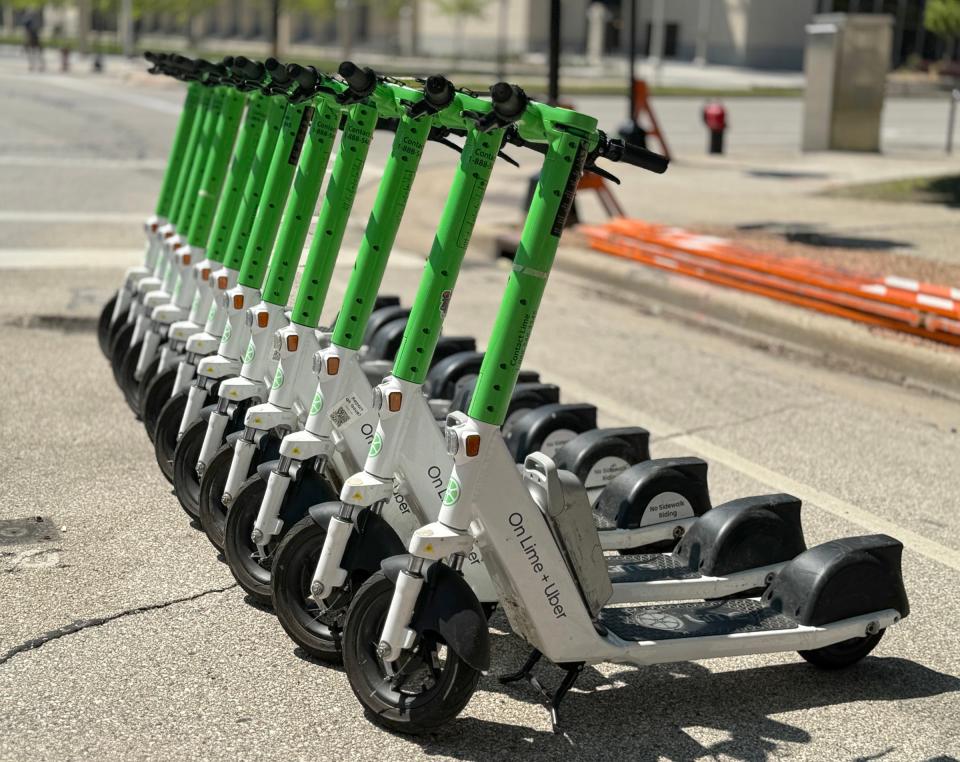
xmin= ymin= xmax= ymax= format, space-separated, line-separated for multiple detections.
xmin=115 ymin=64 xmax=250 ymax=415
xmin=97 ymin=53 xmax=199 ymax=359
xmin=339 ymin=91 xmax=910 ymax=734
xmin=105 ymin=56 xmax=224 ymax=373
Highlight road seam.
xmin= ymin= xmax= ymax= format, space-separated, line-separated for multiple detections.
xmin=0 ymin=584 xmax=237 ymax=667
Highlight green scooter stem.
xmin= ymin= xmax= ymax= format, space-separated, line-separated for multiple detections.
xmin=392 ymin=126 xmax=506 ymax=384
xmin=468 ymin=131 xmax=590 ymax=426
xmin=155 ymin=81 xmax=203 ymax=221
xmin=291 ymin=101 xmax=378 ymax=328
xmin=261 ymin=100 xmax=340 ymax=307
xmin=176 ymin=86 xmax=228 ymax=238
xmin=166 ymin=86 xmax=216 ymax=231
xmin=331 ymin=114 xmax=432 ymax=349
xmin=236 ymin=101 xmax=313 ymax=290
xmin=183 ymin=88 xmax=246 ymax=251
xmin=220 ymin=95 xmax=288 ymax=273
xmin=204 ymin=93 xmax=272 ymax=264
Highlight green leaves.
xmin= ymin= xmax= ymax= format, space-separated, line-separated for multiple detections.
xmin=926 ymin=0 xmax=960 ymax=41
xmin=430 ymin=0 xmax=489 ymax=19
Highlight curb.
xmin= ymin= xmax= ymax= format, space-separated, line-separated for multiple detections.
xmin=469 ymin=224 xmax=960 ymax=401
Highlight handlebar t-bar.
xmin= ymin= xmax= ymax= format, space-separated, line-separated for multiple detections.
xmin=232 ymin=55 xmax=265 ymax=81
xmin=287 ymin=63 xmax=320 ymax=90
xmin=490 ymin=82 xmax=529 ymax=120
xmin=265 ymin=57 xmax=293 ymax=86
xmin=338 ymin=61 xmax=377 ymax=96
xmin=423 ymin=75 xmax=455 ymax=110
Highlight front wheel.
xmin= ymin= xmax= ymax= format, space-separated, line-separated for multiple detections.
xmin=198 ymin=442 xmax=243 ymax=552
xmin=342 ymin=573 xmax=480 ymax=734
xmin=799 ymin=630 xmax=884 ymax=669
xmin=272 ymin=516 xmax=351 ymax=662
xmin=223 ymin=477 xmax=278 ymax=606
xmin=98 ymin=293 xmax=117 ymax=358
xmin=172 ymin=418 xmax=207 ymax=519
xmin=154 ymin=390 xmax=189 ymax=483
xmin=142 ymin=367 xmax=177 ymax=442
xmin=118 ymin=339 xmax=146 ymax=416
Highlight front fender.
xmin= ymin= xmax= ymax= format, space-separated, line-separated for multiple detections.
xmin=381 ymin=555 xmax=490 ymax=672
xmin=309 ymin=505 xmax=406 ymax=576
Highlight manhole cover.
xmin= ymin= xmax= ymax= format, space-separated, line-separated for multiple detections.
xmin=0 ymin=517 xmax=60 ymax=546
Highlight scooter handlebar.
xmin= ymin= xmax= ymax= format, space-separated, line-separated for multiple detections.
xmin=338 ymin=61 xmax=377 ymax=96
xmin=489 ymin=82 xmax=528 ymax=121
xmin=287 ymin=63 xmax=320 ymax=90
xmin=265 ymin=57 xmax=293 ymax=86
xmin=232 ymin=55 xmax=265 ymax=82
xmin=608 ymin=139 xmax=669 ymax=174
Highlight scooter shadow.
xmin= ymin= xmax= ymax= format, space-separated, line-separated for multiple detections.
xmin=406 ymin=623 xmax=959 ymax=761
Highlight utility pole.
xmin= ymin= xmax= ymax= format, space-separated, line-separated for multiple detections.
xmin=694 ymin=0 xmax=710 ymax=66
xmin=269 ymin=0 xmax=280 ymax=58
xmin=120 ymin=0 xmax=134 ymax=57
xmin=547 ymin=0 xmax=560 ymax=105
xmin=649 ymin=0 xmax=665 ymax=77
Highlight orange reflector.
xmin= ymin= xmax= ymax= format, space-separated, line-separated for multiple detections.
xmin=217 ymin=276 xmax=228 ymax=289
xmin=257 ymin=311 xmax=269 ymax=328
xmin=233 ymin=294 xmax=244 ymax=310
xmin=286 ymin=334 xmax=299 ymax=352
xmin=164 ymin=230 xmax=174 ymax=239
xmin=465 ymin=434 xmax=481 ymax=457
xmin=181 ymin=253 xmax=191 ymax=266
xmin=388 ymin=391 xmax=402 ymax=412
xmin=150 ymin=222 xmax=159 ymax=232
xmin=326 ymin=356 xmax=340 ymax=375
xmin=201 ymin=268 xmax=211 ymax=281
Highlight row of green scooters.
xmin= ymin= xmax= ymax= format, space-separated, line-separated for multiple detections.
xmin=100 ymin=52 xmax=910 ymax=733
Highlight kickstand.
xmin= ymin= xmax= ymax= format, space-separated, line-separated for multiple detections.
xmin=499 ymin=650 xmax=584 ymax=734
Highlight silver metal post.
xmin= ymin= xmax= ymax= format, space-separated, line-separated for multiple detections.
xmin=948 ymin=89 xmax=959 ymax=155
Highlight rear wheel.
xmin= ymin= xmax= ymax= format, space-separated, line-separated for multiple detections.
xmin=154 ymin=391 xmax=189 ymax=483
xmin=799 ymin=630 xmax=884 ymax=669
xmin=109 ymin=322 xmax=135 ymax=381
xmin=142 ymin=367 xmax=177 ymax=442
xmin=342 ymin=572 xmax=480 ymax=734
xmin=172 ymin=418 xmax=206 ymax=519
xmin=272 ymin=516 xmax=351 ymax=662
xmin=198 ymin=443 xmax=243 ymax=552
xmin=223 ymin=477 xmax=277 ymax=606
xmin=98 ymin=293 xmax=117 ymax=358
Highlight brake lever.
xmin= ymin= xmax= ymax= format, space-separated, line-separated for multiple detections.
xmin=497 ymin=150 xmax=519 ymax=168
xmin=430 ymin=133 xmax=463 ymax=154
xmin=584 ymin=163 xmax=621 ymax=185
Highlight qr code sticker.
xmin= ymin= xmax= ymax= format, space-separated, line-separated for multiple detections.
xmin=329 ymin=405 xmax=351 ymax=428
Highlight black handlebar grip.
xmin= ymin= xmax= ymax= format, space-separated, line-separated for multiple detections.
xmin=232 ymin=55 xmax=264 ymax=81
xmin=618 ymin=141 xmax=669 ymax=174
xmin=338 ymin=61 xmax=376 ymax=95
xmin=265 ymin=57 xmax=292 ymax=86
xmin=289 ymin=63 xmax=319 ymax=90
xmin=489 ymin=82 xmax=528 ymax=120
xmin=144 ymin=51 xmax=159 ymax=64
xmin=221 ymin=55 xmax=234 ymax=69
xmin=423 ymin=75 xmax=455 ymax=109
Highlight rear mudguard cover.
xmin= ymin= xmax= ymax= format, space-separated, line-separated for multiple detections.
xmin=554 ymin=426 xmax=651 ymax=488
xmin=381 ymin=554 xmax=490 ymax=672
xmin=596 ymin=457 xmax=711 ymax=529
xmin=503 ymin=402 xmax=598 ymax=462
xmin=764 ymin=534 xmax=909 ymax=626
xmin=424 ymin=351 xmax=484 ymax=399
xmin=363 ymin=306 xmax=410 ymax=351
xmin=308 ymin=504 xmax=406 ymax=576
xmin=431 ymin=336 xmax=477 ymax=365
xmin=674 ymin=493 xmax=806 ymax=576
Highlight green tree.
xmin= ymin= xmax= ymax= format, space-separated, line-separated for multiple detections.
xmin=925 ymin=0 xmax=960 ymax=57
xmin=432 ymin=0 xmax=489 ymax=65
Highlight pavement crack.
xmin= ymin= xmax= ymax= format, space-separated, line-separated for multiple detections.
xmin=0 ymin=584 xmax=237 ymax=666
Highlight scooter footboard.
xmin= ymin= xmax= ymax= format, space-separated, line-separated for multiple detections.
xmin=764 ymin=534 xmax=909 ymax=626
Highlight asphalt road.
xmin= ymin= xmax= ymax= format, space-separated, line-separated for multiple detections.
xmin=1 ymin=58 xmax=959 ymax=761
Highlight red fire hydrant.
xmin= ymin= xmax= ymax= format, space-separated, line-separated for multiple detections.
xmin=703 ymin=100 xmax=727 ymax=155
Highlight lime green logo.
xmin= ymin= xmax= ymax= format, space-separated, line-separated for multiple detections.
xmin=207 ymin=304 xmax=217 ymax=323
xmin=272 ymin=365 xmax=284 ymax=390
xmin=443 ymin=476 xmax=460 ymax=506
xmin=192 ymin=292 xmax=201 ymax=311
xmin=221 ymin=322 xmax=231 ymax=344
xmin=368 ymin=431 xmax=383 ymax=457
xmin=310 ymin=390 xmax=324 ymax=415
xmin=174 ymin=281 xmax=182 ymax=299
xmin=243 ymin=340 xmax=255 ymax=363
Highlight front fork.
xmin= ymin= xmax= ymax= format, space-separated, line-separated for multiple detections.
xmin=112 ymin=216 xmax=168 ymax=325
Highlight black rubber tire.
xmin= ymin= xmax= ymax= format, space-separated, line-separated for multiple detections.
xmin=106 ymin=306 xmax=131 ymax=360
xmin=197 ymin=442 xmax=242 ymax=552
xmin=117 ymin=339 xmax=146 ymax=416
xmin=137 ymin=355 xmax=162 ymax=420
xmin=98 ymin=293 xmax=117 ymax=359
xmin=272 ymin=516 xmax=346 ymax=662
xmin=343 ymin=572 xmax=480 ymax=734
xmin=172 ymin=417 xmax=207 ymax=519
xmin=223 ymin=476 xmax=276 ymax=606
xmin=154 ymin=390 xmax=189 ymax=484
xmin=109 ymin=322 xmax=135 ymax=382
xmin=142 ymin=367 xmax=177 ymax=443
xmin=799 ymin=630 xmax=884 ymax=669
